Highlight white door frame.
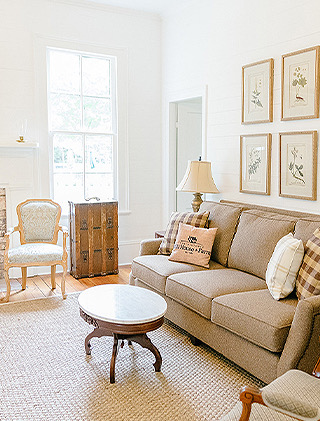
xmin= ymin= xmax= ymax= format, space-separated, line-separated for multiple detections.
xmin=163 ymin=85 xmax=208 ymax=224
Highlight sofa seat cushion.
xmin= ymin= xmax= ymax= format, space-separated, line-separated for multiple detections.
xmin=165 ymin=269 xmax=267 ymax=319
xmin=212 ymin=289 xmax=298 ymax=352
xmin=131 ymin=255 xmax=224 ymax=294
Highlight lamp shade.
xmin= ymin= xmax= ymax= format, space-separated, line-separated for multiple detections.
xmin=176 ymin=160 xmax=219 ymax=193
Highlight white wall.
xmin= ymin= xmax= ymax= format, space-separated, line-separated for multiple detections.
xmin=0 ymin=0 xmax=162 ymax=270
xmin=162 ymin=0 xmax=320 ymax=220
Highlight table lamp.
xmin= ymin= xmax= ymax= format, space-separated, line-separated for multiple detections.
xmin=176 ymin=158 xmax=219 ymax=212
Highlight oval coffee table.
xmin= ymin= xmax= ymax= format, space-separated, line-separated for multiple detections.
xmin=78 ymin=284 xmax=167 ymax=383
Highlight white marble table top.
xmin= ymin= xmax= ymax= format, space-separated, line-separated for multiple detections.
xmin=78 ymin=284 xmax=167 ymax=324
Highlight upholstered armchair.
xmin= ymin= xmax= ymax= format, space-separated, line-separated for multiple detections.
xmin=220 ymin=357 xmax=320 ymax=421
xmin=3 ymin=199 xmax=68 ymax=302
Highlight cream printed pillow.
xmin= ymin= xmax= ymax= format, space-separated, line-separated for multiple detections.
xmin=266 ymin=233 xmax=304 ymax=300
xmin=169 ymin=223 xmax=217 ymax=268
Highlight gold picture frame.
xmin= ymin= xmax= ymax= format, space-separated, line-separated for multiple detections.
xmin=279 ymin=131 xmax=317 ymax=200
xmin=281 ymin=46 xmax=320 ymax=120
xmin=242 ymin=59 xmax=274 ymax=124
xmin=240 ymin=133 xmax=271 ymax=195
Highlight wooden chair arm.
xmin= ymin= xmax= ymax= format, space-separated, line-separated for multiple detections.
xmin=4 ymin=226 xmax=19 ymax=247
xmin=312 ymin=356 xmax=320 ymax=378
xmin=239 ymin=386 xmax=265 ymax=421
xmin=59 ymin=225 xmax=68 ymax=234
xmin=4 ymin=226 xmax=19 ymax=237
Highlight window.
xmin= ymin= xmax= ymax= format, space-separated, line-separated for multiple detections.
xmin=47 ymin=48 xmax=117 ymax=212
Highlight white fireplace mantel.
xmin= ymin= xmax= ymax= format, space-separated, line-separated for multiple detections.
xmin=0 ymin=142 xmax=39 ymax=149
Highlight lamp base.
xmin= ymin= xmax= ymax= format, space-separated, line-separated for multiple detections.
xmin=191 ymin=192 xmax=203 ymax=213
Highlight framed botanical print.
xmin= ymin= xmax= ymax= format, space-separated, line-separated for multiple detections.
xmin=281 ymin=46 xmax=320 ymax=120
xmin=242 ymin=59 xmax=274 ymax=124
xmin=279 ymin=131 xmax=317 ymax=200
xmin=240 ymin=134 xmax=271 ymax=195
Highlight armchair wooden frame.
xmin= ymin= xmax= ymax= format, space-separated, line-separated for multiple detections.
xmin=238 ymin=357 xmax=320 ymax=421
xmin=3 ymin=199 xmax=68 ymax=302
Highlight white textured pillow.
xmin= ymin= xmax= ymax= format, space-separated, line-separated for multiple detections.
xmin=266 ymin=233 xmax=304 ymax=300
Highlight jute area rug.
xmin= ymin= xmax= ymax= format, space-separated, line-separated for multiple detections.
xmin=0 ymin=294 xmax=263 ymax=421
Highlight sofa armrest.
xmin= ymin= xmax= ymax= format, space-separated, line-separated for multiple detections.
xmin=278 ymin=294 xmax=320 ymax=377
xmin=139 ymin=238 xmax=162 ymax=256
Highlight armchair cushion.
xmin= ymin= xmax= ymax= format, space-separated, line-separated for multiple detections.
xmin=220 ymin=369 xmax=320 ymax=420
xmin=261 ymin=369 xmax=320 ymax=420
xmin=20 ymin=201 xmax=60 ymax=242
xmin=8 ymin=244 xmax=63 ymax=264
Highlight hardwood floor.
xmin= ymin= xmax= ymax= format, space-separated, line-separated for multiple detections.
xmin=0 ymin=265 xmax=131 ymax=303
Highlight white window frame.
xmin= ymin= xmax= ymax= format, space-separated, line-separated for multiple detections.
xmin=47 ymin=47 xmax=118 ymax=204
xmin=34 ymin=36 xmax=130 ymax=217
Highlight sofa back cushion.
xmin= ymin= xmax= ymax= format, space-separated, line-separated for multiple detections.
xmin=228 ymin=210 xmax=296 ymax=279
xmin=200 ymin=202 xmax=243 ymax=266
xmin=294 ymin=218 xmax=320 ymax=248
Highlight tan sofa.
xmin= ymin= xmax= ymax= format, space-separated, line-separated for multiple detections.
xmin=129 ymin=201 xmax=320 ymax=384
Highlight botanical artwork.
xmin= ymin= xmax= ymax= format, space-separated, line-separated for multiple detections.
xmin=279 ymin=131 xmax=317 ymax=200
xmin=282 ymin=47 xmax=319 ymax=120
xmin=249 ymin=73 xmax=264 ymax=111
xmin=247 ymin=146 xmax=262 ymax=182
xmin=240 ymin=134 xmax=271 ymax=195
xmin=242 ymin=59 xmax=273 ymax=124
xmin=286 ymin=144 xmax=306 ymax=186
xmin=289 ymin=63 xmax=308 ymax=107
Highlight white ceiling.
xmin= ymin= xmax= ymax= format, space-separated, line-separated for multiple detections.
xmin=85 ymin=0 xmax=192 ymax=15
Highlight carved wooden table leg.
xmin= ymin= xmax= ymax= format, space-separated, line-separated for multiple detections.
xmin=127 ymin=334 xmax=162 ymax=372
xmin=110 ymin=334 xmax=120 ymax=384
xmin=84 ymin=328 xmax=112 ymax=355
xmin=79 ymin=301 xmax=166 ymax=384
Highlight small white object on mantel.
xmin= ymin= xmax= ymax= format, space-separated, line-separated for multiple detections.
xmin=78 ymin=284 xmax=167 ymax=324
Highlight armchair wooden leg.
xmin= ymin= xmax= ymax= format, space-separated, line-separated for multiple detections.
xmin=51 ymin=265 xmax=56 ymax=289
xmin=2 ymin=270 xmax=11 ymax=303
xmin=21 ymin=267 xmax=27 ymax=290
xmin=61 ymin=264 xmax=67 ymax=299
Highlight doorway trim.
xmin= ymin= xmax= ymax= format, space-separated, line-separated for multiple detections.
xmin=163 ymin=85 xmax=208 ymax=224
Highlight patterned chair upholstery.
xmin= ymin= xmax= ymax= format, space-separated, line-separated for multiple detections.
xmin=2 ymin=199 xmax=68 ymax=302
xmin=220 ymin=357 xmax=320 ymax=421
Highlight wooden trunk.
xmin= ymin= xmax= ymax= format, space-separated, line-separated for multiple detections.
xmin=69 ymin=201 xmax=118 ymax=278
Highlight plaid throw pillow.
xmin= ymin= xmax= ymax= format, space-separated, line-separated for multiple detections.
xmin=159 ymin=211 xmax=210 ymax=255
xmin=296 ymin=228 xmax=320 ymax=300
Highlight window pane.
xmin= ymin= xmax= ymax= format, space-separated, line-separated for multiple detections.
xmin=83 ymin=96 xmax=112 ymax=132
xmin=85 ymin=173 xmax=113 ymax=201
xmin=54 ymin=173 xmax=84 ymax=213
xmin=85 ymin=135 xmax=112 ymax=173
xmin=82 ymin=56 xmax=110 ymax=97
xmin=49 ymin=50 xmax=80 ymax=94
xmin=50 ymin=93 xmax=81 ymax=131
xmin=53 ymin=133 xmax=83 ymax=173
